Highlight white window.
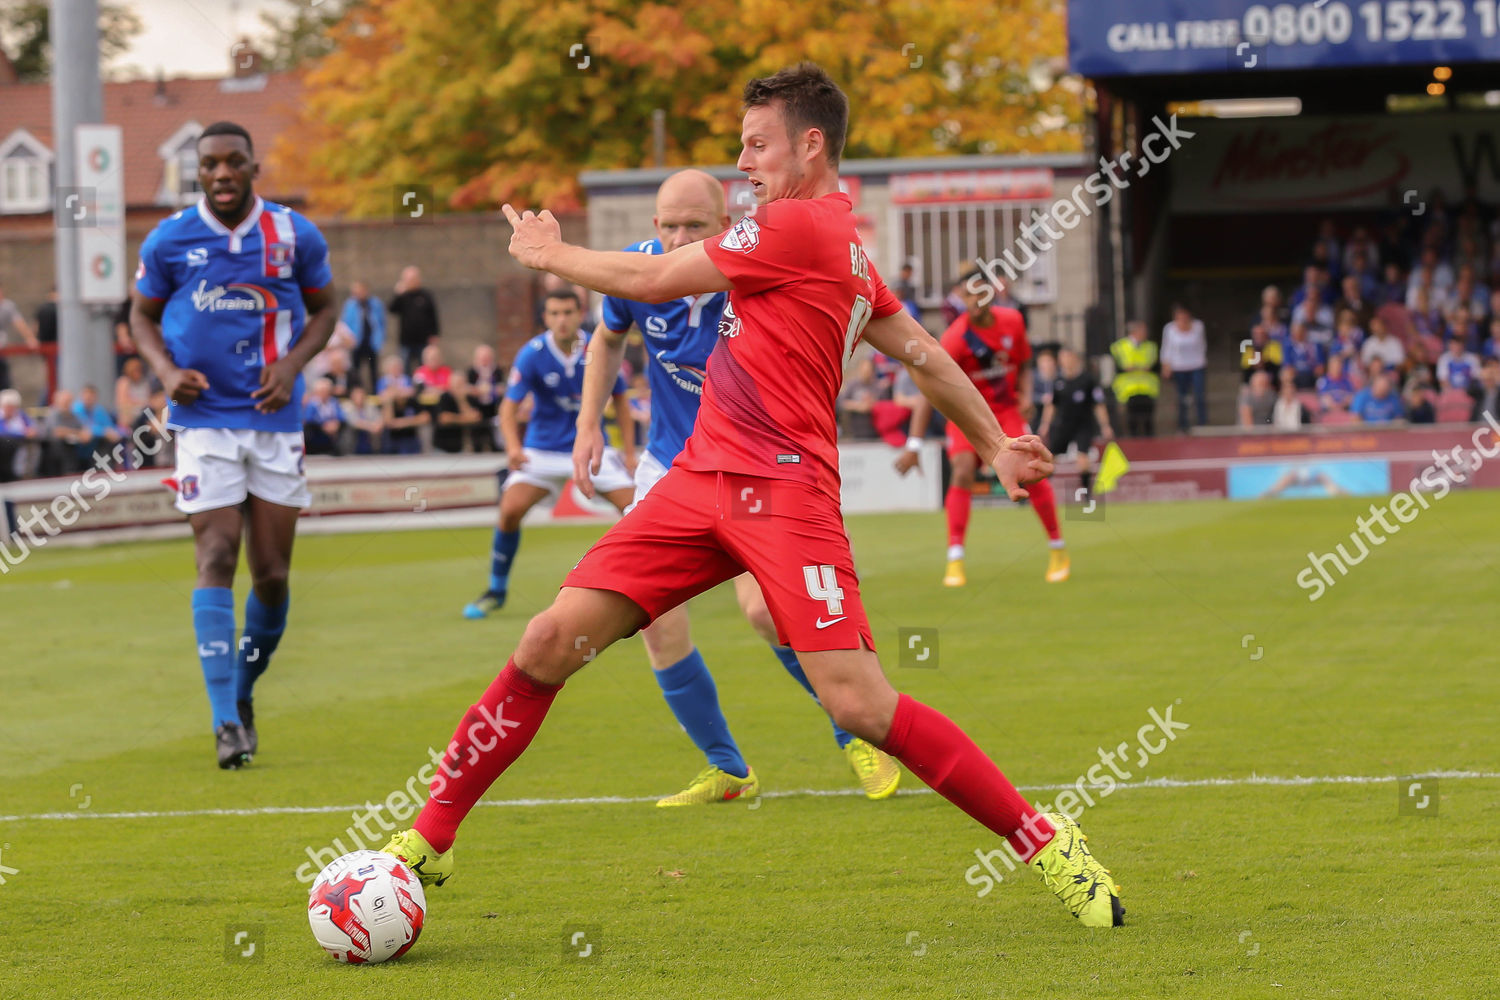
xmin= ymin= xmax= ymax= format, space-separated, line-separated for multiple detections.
xmin=896 ymin=201 xmax=1058 ymax=307
xmin=156 ymin=121 xmax=204 ymax=207
xmin=0 ymin=129 xmax=54 ymax=214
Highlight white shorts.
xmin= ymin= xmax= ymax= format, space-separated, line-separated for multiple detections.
xmin=626 ymin=449 xmax=671 ymax=513
xmin=172 ymin=427 xmax=311 ymax=514
xmin=505 ymin=447 xmax=633 ymax=497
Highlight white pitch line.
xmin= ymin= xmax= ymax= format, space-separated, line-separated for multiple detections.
xmin=2 ymin=770 xmax=1495 ymax=824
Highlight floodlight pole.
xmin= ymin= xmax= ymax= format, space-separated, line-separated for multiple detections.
xmin=51 ymin=0 xmax=116 ymax=395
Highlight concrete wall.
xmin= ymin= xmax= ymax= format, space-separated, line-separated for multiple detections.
xmin=587 ymin=193 xmax=658 ymax=253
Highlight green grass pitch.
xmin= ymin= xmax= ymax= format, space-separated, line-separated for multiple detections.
xmin=1 ymin=493 xmax=1496 ymax=998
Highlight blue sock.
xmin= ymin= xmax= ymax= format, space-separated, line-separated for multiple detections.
xmin=235 ymin=590 xmax=289 ymax=704
xmin=490 ymin=529 xmax=520 ymax=593
xmin=654 ymin=649 xmax=749 ymax=778
xmin=192 ymin=587 xmax=239 ymax=728
xmin=773 ymin=645 xmax=853 ymax=749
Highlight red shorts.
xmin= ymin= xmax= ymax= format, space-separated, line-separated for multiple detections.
xmin=946 ymin=405 xmax=1032 ymax=458
xmin=564 ymin=468 xmax=873 ymax=652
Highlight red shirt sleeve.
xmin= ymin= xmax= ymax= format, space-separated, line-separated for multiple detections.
xmin=702 ymin=202 xmax=809 ymax=295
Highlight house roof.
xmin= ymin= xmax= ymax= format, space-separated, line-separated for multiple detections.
xmin=0 ymin=71 xmax=307 ymax=208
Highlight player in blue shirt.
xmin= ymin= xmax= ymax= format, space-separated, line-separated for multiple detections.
xmin=129 ymin=122 xmax=337 ymax=769
xmin=1350 ymin=372 xmax=1405 ymax=423
xmin=462 ymin=288 xmax=636 ymax=619
xmin=571 ymin=169 xmax=900 ymax=805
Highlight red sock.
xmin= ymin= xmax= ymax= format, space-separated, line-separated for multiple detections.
xmin=945 ymin=485 xmax=971 ymax=548
xmin=413 ymin=659 xmax=562 ymax=853
xmin=880 ymin=694 xmax=1054 ymax=861
xmin=1028 ymin=477 xmax=1061 ymax=542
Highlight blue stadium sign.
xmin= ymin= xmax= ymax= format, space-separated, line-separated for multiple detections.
xmin=1069 ymin=0 xmax=1500 ymax=76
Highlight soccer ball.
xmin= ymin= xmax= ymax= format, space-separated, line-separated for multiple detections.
xmin=308 ymin=850 xmax=426 ymax=963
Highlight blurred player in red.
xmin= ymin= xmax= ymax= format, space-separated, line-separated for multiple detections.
xmin=379 ymin=63 xmax=1123 ymax=929
xmin=896 ymin=270 xmax=1068 ymax=585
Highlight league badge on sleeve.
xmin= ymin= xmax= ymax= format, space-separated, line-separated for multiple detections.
xmin=719 ymin=217 xmax=761 ymax=254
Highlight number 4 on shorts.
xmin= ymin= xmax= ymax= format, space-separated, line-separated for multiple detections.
xmin=803 ymin=564 xmax=844 ymax=615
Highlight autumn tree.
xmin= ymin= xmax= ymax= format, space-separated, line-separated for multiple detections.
xmin=258 ymin=0 xmax=357 ymax=72
xmin=280 ymin=0 xmax=1079 ymax=216
xmin=0 ymin=1 xmax=142 ymax=81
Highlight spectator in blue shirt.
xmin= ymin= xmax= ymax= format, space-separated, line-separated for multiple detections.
xmin=341 ymin=280 xmax=387 ymax=393
xmin=1350 ymin=374 xmax=1404 ymax=423
xmin=375 ymin=355 xmax=412 ymax=396
xmin=1283 ymin=322 xmax=1326 ymax=389
xmin=301 ymin=377 xmax=345 ymax=456
xmin=1316 ymin=355 xmax=1356 ymax=414
xmin=1437 ymin=337 xmax=1481 ymax=391
xmin=71 ymin=383 xmax=122 ymax=463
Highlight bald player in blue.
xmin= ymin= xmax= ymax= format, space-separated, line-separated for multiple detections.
xmin=571 ymin=168 xmax=901 ymax=805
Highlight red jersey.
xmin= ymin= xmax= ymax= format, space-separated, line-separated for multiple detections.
xmin=683 ymin=193 xmax=902 ymax=500
xmin=940 ymin=308 xmax=1031 ymax=411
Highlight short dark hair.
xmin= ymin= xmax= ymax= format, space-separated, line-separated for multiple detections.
xmin=544 ymin=289 xmax=580 ymax=308
xmin=742 ymin=62 xmax=848 ymax=166
xmin=198 ymin=121 xmax=254 ymax=154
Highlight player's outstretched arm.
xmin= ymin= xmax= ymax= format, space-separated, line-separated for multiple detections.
xmin=864 ymin=310 xmax=1052 ymax=501
xmin=502 ymin=205 xmax=732 ymax=303
xmin=130 ymin=290 xmax=209 ymax=405
xmin=500 ymin=397 xmax=526 ymax=472
xmin=573 ymin=323 xmax=627 ymax=497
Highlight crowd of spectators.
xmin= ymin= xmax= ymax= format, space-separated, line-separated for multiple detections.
xmin=1238 ymin=200 xmax=1500 ymax=429
xmin=299 ymin=337 xmax=510 ymax=458
xmin=0 ymin=381 xmax=168 ymax=482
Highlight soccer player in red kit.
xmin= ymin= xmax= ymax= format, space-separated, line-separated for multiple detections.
xmin=379 ymin=63 xmax=1123 ymax=929
xmin=896 ymin=271 xmax=1069 ymax=586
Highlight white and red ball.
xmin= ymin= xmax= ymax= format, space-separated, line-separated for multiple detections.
xmin=308 ymin=850 xmax=426 ymax=963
